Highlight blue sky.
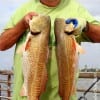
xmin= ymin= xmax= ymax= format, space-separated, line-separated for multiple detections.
xmin=0 ymin=0 xmax=28 ymax=70
xmin=0 ymin=0 xmax=28 ymax=32
xmin=79 ymin=0 xmax=100 ymax=16
xmin=79 ymin=42 xmax=100 ymax=69
xmin=0 ymin=0 xmax=100 ymax=70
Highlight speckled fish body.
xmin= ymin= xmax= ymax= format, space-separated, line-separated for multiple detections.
xmin=20 ymin=15 xmax=51 ymax=100
xmin=55 ymin=18 xmax=79 ymax=100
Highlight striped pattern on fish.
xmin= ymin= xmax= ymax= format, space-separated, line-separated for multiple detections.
xmin=17 ymin=15 xmax=51 ymax=100
xmin=55 ymin=18 xmax=80 ymax=100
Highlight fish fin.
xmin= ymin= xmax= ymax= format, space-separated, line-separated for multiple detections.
xmin=25 ymin=38 xmax=31 ymax=51
xmin=24 ymin=33 xmax=32 ymax=51
xmin=16 ymin=33 xmax=32 ymax=54
xmin=20 ymin=84 xmax=27 ymax=96
xmin=76 ymin=43 xmax=85 ymax=54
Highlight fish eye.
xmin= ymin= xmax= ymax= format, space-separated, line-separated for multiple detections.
xmin=30 ymin=31 xmax=41 ymax=35
xmin=64 ymin=31 xmax=74 ymax=35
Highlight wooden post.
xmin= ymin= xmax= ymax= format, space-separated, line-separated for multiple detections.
xmin=0 ymin=85 xmax=1 ymax=100
xmin=7 ymin=74 xmax=11 ymax=98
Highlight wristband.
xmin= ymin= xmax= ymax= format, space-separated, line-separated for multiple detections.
xmin=82 ymin=21 xmax=89 ymax=32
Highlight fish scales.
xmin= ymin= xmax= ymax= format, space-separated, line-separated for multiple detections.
xmin=55 ymin=18 xmax=78 ymax=100
xmin=19 ymin=15 xmax=51 ymax=100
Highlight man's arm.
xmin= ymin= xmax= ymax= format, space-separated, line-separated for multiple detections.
xmin=65 ymin=18 xmax=100 ymax=43
xmin=0 ymin=12 xmax=38 ymax=51
xmin=85 ymin=23 xmax=100 ymax=42
xmin=0 ymin=19 xmax=27 ymax=50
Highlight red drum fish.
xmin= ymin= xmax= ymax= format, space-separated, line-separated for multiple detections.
xmin=17 ymin=15 xmax=51 ymax=100
xmin=54 ymin=18 xmax=84 ymax=100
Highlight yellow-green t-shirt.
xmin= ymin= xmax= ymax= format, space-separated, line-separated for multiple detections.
xmin=5 ymin=0 xmax=100 ymax=100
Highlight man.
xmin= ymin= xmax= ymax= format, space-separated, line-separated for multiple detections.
xmin=0 ymin=0 xmax=100 ymax=100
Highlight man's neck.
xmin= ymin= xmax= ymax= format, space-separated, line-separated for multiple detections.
xmin=40 ymin=0 xmax=61 ymax=7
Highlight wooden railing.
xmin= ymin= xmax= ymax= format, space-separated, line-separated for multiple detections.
xmin=79 ymin=72 xmax=100 ymax=78
xmin=0 ymin=70 xmax=13 ymax=100
xmin=0 ymin=70 xmax=100 ymax=100
xmin=77 ymin=72 xmax=100 ymax=93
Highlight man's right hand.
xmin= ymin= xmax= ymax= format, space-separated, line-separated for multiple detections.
xmin=22 ymin=12 xmax=38 ymax=29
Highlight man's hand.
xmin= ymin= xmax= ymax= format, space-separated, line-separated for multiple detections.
xmin=65 ymin=18 xmax=87 ymax=35
xmin=22 ymin=12 xmax=38 ymax=29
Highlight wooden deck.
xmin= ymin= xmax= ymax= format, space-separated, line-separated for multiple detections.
xmin=0 ymin=70 xmax=100 ymax=100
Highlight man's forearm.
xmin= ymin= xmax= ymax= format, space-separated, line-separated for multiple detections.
xmin=0 ymin=19 xmax=28 ymax=50
xmin=85 ymin=23 xmax=100 ymax=42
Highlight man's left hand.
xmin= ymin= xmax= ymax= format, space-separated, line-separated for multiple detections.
xmin=65 ymin=18 xmax=87 ymax=35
